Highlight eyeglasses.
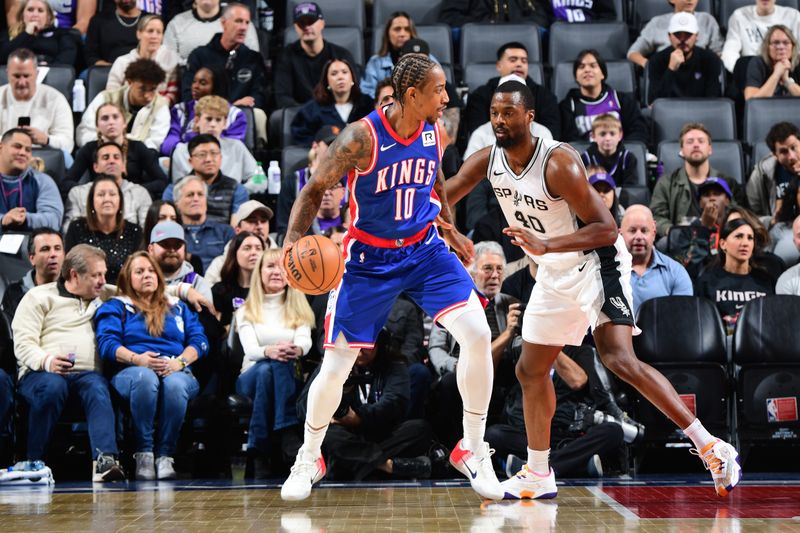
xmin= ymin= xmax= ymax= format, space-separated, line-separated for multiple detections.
xmin=770 ymin=40 xmax=792 ymax=47
xmin=480 ymin=266 xmax=504 ymax=275
xmin=190 ymin=150 xmax=221 ymax=159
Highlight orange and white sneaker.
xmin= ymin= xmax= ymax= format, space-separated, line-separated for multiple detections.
xmin=500 ymin=465 xmax=557 ymax=500
xmin=693 ymin=439 xmax=742 ymax=496
xmin=280 ymin=451 xmax=326 ymax=501
xmin=450 ymin=440 xmax=504 ymax=500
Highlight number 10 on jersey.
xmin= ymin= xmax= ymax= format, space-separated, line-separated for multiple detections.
xmin=394 ymin=188 xmax=416 ymax=221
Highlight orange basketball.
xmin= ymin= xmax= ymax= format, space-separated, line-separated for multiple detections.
xmin=283 ymin=235 xmax=344 ymax=295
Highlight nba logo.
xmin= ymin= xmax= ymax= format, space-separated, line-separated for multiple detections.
xmin=766 ymin=397 xmax=798 ymax=423
xmin=422 ymin=131 xmax=435 ymax=147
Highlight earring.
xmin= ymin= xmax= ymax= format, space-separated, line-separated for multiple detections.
xmin=327 ymin=86 xmax=331 ymax=91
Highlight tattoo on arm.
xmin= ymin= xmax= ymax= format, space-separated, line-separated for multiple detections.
xmin=285 ymin=122 xmax=372 ymax=244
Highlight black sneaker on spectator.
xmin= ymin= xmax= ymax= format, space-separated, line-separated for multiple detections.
xmin=587 ymin=454 xmax=603 ymax=478
xmin=392 ymin=456 xmax=431 ymax=479
xmin=92 ymin=453 xmax=126 ymax=482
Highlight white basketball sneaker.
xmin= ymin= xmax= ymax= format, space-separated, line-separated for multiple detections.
xmin=449 ymin=440 xmax=504 ymax=500
xmin=693 ymin=439 xmax=742 ymax=496
xmin=500 ymin=465 xmax=558 ymax=500
xmin=281 ymin=451 xmax=326 ymax=501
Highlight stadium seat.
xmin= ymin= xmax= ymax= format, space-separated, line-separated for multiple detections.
xmin=280 ymin=106 xmax=302 ymax=148
xmin=86 ymin=66 xmax=111 ymax=105
xmin=0 ymin=65 xmax=74 ymax=106
xmin=717 ymin=0 xmax=799 ymax=31
xmin=752 ymin=141 xmax=772 ymax=167
xmin=285 ymin=0 xmax=365 ymax=30
xmin=619 ymin=185 xmax=651 ymax=207
xmin=631 ymin=0 xmax=713 ymax=28
xmin=372 ymin=0 xmax=444 ymax=27
xmin=281 ymin=145 xmax=310 ymax=184
xmin=743 ymin=98 xmax=800 ymax=147
xmin=548 ymin=22 xmax=629 ymax=66
xmin=651 ymin=98 xmax=736 ymax=145
xmin=632 ymin=296 xmax=731 ymax=443
xmin=732 ymin=295 xmax=800 ymax=451
xmin=460 ymin=23 xmax=542 ymax=66
xmin=241 ymin=106 xmax=256 ymax=152
xmin=33 ymin=147 xmax=66 ymax=185
xmin=551 ymin=60 xmax=636 ymax=101
xmin=283 ymin=26 xmax=364 ymax=66
xmin=0 ymin=234 xmax=32 ymax=304
xmin=371 ymin=24 xmax=453 ymax=64
xmin=658 ymin=140 xmax=745 ymax=184
xmin=462 ymin=62 xmax=544 ymax=93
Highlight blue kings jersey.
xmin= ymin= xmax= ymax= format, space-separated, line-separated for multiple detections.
xmin=348 ymin=106 xmax=443 ymax=240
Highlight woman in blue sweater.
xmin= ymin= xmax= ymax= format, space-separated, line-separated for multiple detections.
xmin=95 ymin=251 xmax=208 ymax=481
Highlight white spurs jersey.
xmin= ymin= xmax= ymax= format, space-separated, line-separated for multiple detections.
xmin=488 ymin=138 xmax=588 ymax=270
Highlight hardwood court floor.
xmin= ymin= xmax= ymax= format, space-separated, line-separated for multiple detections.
xmin=1 ymin=477 xmax=799 ymax=532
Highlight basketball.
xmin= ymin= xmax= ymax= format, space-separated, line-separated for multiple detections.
xmin=283 ymin=235 xmax=344 ymax=295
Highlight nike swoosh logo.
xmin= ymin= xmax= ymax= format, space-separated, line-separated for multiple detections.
xmin=493 ymin=171 xmax=504 ymax=176
xmin=578 ymin=262 xmax=587 ymax=272
xmin=461 ymin=458 xmax=478 ymax=479
xmin=380 ymin=142 xmax=396 ymax=152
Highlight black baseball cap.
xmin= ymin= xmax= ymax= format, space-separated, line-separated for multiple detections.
xmin=294 ymin=2 xmax=323 ymax=24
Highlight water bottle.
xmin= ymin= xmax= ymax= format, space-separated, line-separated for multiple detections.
xmin=245 ymin=164 xmax=267 ymax=194
xmin=72 ymin=79 xmax=86 ymax=113
xmin=257 ymin=0 xmax=273 ymax=32
xmin=267 ymin=160 xmax=281 ymax=195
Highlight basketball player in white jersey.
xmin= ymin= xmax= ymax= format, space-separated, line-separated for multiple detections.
xmin=446 ymin=80 xmax=741 ymax=499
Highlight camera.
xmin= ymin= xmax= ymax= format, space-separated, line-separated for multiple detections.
xmin=569 ymin=403 xmax=645 ymax=444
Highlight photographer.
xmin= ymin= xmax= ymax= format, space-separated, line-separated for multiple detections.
xmin=486 ymin=344 xmax=640 ymax=478
xmin=428 ymin=241 xmax=522 ymax=447
xmin=296 ymin=329 xmax=433 ymax=481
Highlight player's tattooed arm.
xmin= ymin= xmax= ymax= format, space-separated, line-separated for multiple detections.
xmin=283 ymin=121 xmax=372 ymax=249
xmin=434 ymin=168 xmax=475 ymax=266
xmin=444 ymin=146 xmax=491 ymax=206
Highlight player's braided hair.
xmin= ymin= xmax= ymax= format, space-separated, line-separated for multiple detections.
xmin=391 ymin=53 xmax=437 ymax=107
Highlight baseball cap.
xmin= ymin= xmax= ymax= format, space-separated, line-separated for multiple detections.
xmin=668 ymin=12 xmax=698 ymax=34
xmin=150 ymin=221 xmax=185 ymax=244
xmin=497 ymin=73 xmax=526 ymax=86
xmin=314 ymin=124 xmax=341 ymax=145
xmin=400 ymin=38 xmax=430 ymax=57
xmin=697 ymin=177 xmax=732 ymax=199
xmin=588 ymin=171 xmax=617 ymax=189
xmin=234 ymin=199 xmax=273 ymax=225
xmin=293 ymin=2 xmax=323 ymax=24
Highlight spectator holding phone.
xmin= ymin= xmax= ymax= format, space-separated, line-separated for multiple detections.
xmin=0 ymin=48 xmax=74 ymax=159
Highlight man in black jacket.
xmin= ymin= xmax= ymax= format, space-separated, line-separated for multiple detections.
xmin=181 ymin=3 xmax=267 ymax=109
xmin=464 ymin=42 xmax=560 ymax=139
xmin=1 ymin=228 xmax=64 ymax=324
xmin=273 ymin=2 xmax=356 ymax=108
xmin=647 ymin=12 xmax=722 ymax=103
xmin=297 ymin=329 xmax=433 ymax=481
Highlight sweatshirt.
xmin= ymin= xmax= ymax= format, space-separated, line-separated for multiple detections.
xmin=236 ymin=292 xmax=312 ymax=375
xmin=721 ymin=5 xmax=800 ymax=72
xmin=94 ymin=295 xmax=209 ymax=366
xmin=0 ymin=84 xmax=74 ymax=151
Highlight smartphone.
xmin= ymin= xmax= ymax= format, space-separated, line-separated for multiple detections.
xmin=17 ymin=116 xmax=30 ymax=127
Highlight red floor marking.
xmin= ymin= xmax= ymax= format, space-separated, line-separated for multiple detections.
xmin=602 ymin=485 xmax=800 ymax=519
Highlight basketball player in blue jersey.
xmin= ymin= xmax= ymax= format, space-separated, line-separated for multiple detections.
xmin=446 ymin=81 xmax=741 ymax=500
xmin=279 ymin=53 xmax=504 ymax=502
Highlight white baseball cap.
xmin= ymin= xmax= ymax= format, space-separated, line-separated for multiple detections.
xmin=668 ymin=12 xmax=699 ymax=34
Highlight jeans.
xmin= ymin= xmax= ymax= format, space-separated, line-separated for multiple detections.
xmin=111 ymin=366 xmax=199 ymax=457
xmin=17 ymin=371 xmax=118 ymax=460
xmin=0 ymin=369 xmax=13 ymax=438
xmin=235 ymin=359 xmax=299 ymax=452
